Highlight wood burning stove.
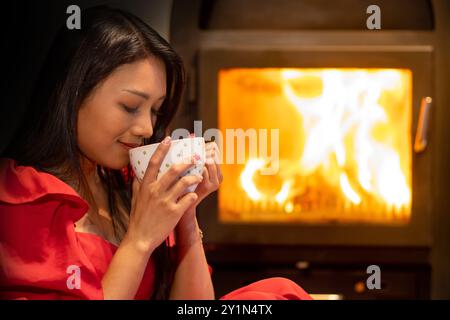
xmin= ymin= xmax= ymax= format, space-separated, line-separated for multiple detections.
xmin=170 ymin=0 xmax=441 ymax=299
xmin=197 ymin=49 xmax=433 ymax=248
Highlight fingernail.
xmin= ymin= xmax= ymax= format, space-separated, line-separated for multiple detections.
xmin=162 ymin=136 xmax=171 ymax=145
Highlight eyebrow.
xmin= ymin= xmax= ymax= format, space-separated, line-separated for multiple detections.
xmin=123 ymin=89 xmax=150 ymax=100
xmin=122 ymin=89 xmax=166 ymax=101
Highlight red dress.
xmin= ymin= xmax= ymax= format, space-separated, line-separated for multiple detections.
xmin=0 ymin=158 xmax=312 ymax=300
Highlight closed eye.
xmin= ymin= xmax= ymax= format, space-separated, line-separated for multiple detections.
xmin=121 ymin=103 xmax=163 ymax=117
xmin=121 ymin=104 xmax=138 ymax=114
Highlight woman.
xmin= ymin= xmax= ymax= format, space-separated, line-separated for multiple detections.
xmin=0 ymin=6 xmax=311 ymax=300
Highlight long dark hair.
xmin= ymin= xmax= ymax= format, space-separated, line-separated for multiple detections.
xmin=2 ymin=6 xmax=185 ymax=300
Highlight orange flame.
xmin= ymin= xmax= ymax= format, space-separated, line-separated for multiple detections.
xmin=219 ymin=68 xmax=412 ymax=224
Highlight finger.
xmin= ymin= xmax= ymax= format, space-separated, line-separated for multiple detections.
xmin=168 ymin=174 xmax=203 ymax=200
xmin=176 ymin=192 xmax=198 ymax=213
xmin=205 ymin=143 xmax=222 ymax=185
xmin=205 ymin=141 xmax=219 ymax=152
xmin=215 ymin=161 xmax=223 ymax=183
xmin=205 ymin=159 xmax=219 ymax=184
xmin=205 ymin=144 xmax=219 ymax=180
xmin=206 ymin=142 xmax=221 ymax=164
xmin=142 ymin=136 xmax=171 ymax=185
xmin=131 ymin=177 xmax=140 ymax=204
xmin=205 ymin=142 xmax=217 ymax=156
xmin=208 ymin=144 xmax=223 ymax=182
xmin=205 ymin=148 xmax=215 ymax=160
xmin=158 ymin=159 xmax=196 ymax=191
xmin=202 ymin=165 xmax=210 ymax=182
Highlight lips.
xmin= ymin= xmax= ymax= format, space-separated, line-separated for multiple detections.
xmin=119 ymin=141 xmax=141 ymax=149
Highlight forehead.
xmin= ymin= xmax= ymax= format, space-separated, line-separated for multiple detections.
xmin=104 ymin=57 xmax=166 ymax=97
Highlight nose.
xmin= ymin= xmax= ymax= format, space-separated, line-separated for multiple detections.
xmin=131 ymin=112 xmax=153 ymax=139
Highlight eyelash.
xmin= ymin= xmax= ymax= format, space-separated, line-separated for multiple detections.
xmin=122 ymin=105 xmax=138 ymax=114
xmin=121 ymin=104 xmax=163 ymax=117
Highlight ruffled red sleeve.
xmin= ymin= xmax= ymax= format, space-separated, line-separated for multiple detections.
xmin=0 ymin=158 xmax=104 ymax=299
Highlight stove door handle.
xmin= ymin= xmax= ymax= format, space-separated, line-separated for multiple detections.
xmin=414 ymin=97 xmax=433 ymax=153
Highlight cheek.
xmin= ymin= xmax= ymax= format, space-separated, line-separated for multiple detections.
xmin=78 ymin=107 xmax=128 ymax=154
xmin=151 ymin=115 xmax=157 ymax=128
xmin=105 ymin=111 xmax=130 ymax=139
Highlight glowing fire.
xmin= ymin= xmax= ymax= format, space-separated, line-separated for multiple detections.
xmin=219 ymin=68 xmax=412 ymax=224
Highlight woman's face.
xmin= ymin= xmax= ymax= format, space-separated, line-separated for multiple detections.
xmin=77 ymin=57 xmax=167 ymax=170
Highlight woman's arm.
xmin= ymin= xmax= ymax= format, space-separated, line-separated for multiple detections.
xmin=101 ymin=235 xmax=154 ymax=300
xmin=169 ymin=139 xmax=221 ymax=299
xmin=101 ymin=140 xmax=201 ymax=300
xmin=102 ymin=211 xmax=214 ymax=300
xmin=169 ymin=211 xmax=215 ymax=300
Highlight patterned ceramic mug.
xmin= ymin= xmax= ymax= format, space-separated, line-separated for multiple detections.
xmin=129 ymin=137 xmax=206 ymax=193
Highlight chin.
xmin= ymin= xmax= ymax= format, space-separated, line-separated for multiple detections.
xmin=110 ymin=160 xmax=130 ymax=170
xmin=100 ymin=155 xmax=130 ymax=170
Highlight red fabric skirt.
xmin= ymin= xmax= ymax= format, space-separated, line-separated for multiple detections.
xmin=220 ymin=277 xmax=312 ymax=300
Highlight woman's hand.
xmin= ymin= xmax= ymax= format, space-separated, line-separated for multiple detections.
xmin=194 ymin=141 xmax=223 ymax=204
xmin=177 ymin=141 xmax=223 ymax=229
xmin=124 ymin=137 xmax=204 ymax=254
